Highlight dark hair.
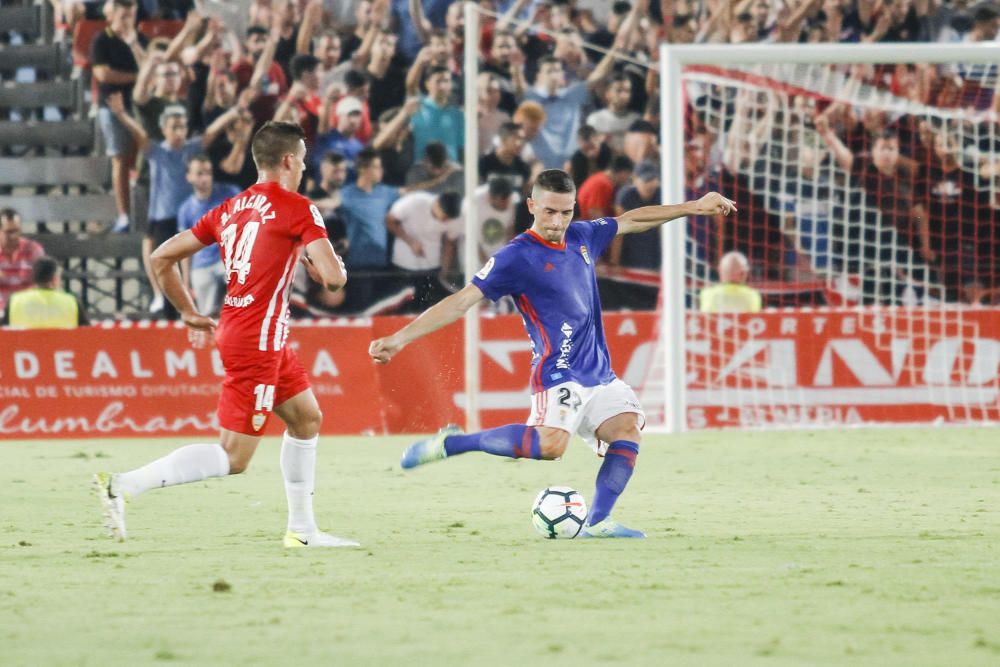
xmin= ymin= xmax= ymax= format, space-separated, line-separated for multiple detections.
xmin=251 ymin=121 xmax=306 ymax=169
xmin=290 ymin=54 xmax=320 ymax=81
xmin=612 ymin=1 xmax=631 ymax=15
xmin=324 ymin=151 xmax=346 ymax=165
xmin=424 ymin=141 xmax=448 ymax=168
xmin=609 ymin=71 xmax=631 ymax=86
xmin=610 ymin=155 xmax=635 ymax=173
xmin=578 ymin=124 xmax=598 ymax=141
xmin=532 ymin=169 xmax=576 ymax=197
xmin=426 ymin=65 xmax=450 ymax=80
xmin=498 ymin=121 xmax=522 ymax=139
xmin=877 ymin=128 xmax=900 ymax=143
xmin=672 ymin=14 xmax=691 ymax=27
xmin=355 ymin=147 xmax=380 ymax=171
xmin=429 ymin=27 xmax=448 ymax=41
xmin=246 ymin=25 xmax=268 ymax=39
xmin=186 ymin=152 xmax=212 ymax=167
xmin=538 ymin=55 xmax=561 ymax=70
xmin=344 ymin=68 xmax=369 ymax=90
xmin=32 ymin=256 xmax=59 ymax=285
xmin=438 ymin=191 xmax=462 ymax=219
xmin=0 ymin=207 xmax=18 ymax=223
xmin=488 ymin=176 xmax=514 ymax=199
xmin=627 ymin=119 xmax=657 ymax=134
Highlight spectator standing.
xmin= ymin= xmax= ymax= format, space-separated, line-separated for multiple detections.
xmin=110 ymin=95 xmax=222 ymax=316
xmin=699 ymin=251 xmax=763 ymax=313
xmin=468 ymin=178 xmax=518 ymax=263
xmin=479 ymin=122 xmax=531 ymax=193
xmin=406 ymin=141 xmax=465 ymax=195
xmin=609 ymin=160 xmax=662 ymax=272
xmin=2 ymin=257 xmax=89 ymax=329
xmin=176 ymin=155 xmax=241 ymax=317
xmin=91 ymin=0 xmax=147 ymax=233
xmin=478 ymin=72 xmax=511 ymax=155
xmin=0 ymin=209 xmax=46 ymax=313
xmin=232 ymin=23 xmax=287 ymax=127
xmin=566 ymin=124 xmax=612 ymax=188
xmin=586 ymin=73 xmax=639 ymax=152
xmin=385 ymin=191 xmax=463 ymax=312
xmin=274 ymin=54 xmax=323 ymax=145
xmin=339 ymin=148 xmax=400 ymax=311
xmin=312 ymin=95 xmax=367 ymax=179
xmin=411 ymin=66 xmax=464 ymax=163
xmin=577 ymin=155 xmax=634 ymax=220
xmin=365 ymin=30 xmax=408 ymax=122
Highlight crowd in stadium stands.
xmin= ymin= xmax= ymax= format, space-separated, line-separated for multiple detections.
xmin=3 ymin=0 xmax=1000 ymax=324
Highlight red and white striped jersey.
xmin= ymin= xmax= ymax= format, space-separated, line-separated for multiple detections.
xmin=191 ymin=181 xmax=328 ymax=352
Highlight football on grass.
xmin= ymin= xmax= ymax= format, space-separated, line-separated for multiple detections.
xmin=531 ymin=486 xmax=587 ymax=539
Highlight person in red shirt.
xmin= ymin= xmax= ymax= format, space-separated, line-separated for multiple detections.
xmin=232 ymin=24 xmax=288 ymax=127
xmin=274 ymin=54 xmax=323 ymax=146
xmin=576 ymin=155 xmax=634 ymax=220
xmin=0 ymin=209 xmax=46 ymax=312
xmin=94 ymin=122 xmax=357 ymax=549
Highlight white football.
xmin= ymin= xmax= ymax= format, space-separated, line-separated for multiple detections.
xmin=531 ymin=486 xmax=587 ymax=539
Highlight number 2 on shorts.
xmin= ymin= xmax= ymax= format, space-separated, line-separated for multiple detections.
xmin=253 ymin=383 xmax=275 ymax=412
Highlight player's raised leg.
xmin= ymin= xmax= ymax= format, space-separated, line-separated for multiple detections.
xmin=93 ymin=431 xmax=255 ymax=542
xmin=401 ymin=424 xmax=570 ymax=469
xmin=273 ymin=388 xmax=359 ymax=548
xmin=579 ymin=412 xmax=645 ymax=538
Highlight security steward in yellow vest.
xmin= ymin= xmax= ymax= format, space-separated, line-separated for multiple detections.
xmin=699 ymin=250 xmax=763 ymax=314
xmin=2 ymin=257 xmax=89 ymax=329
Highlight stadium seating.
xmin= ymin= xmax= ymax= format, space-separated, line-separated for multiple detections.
xmin=0 ymin=156 xmax=110 ymax=190
xmin=0 ymin=43 xmax=67 ymax=78
xmin=137 ymin=19 xmax=185 ymax=40
xmin=0 ymin=79 xmax=82 ymax=111
xmin=70 ymin=20 xmax=107 ymax=70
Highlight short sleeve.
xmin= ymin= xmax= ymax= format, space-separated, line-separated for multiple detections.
xmin=290 ymin=200 xmax=329 ymax=245
xmin=471 ymin=244 xmax=520 ymax=302
xmin=190 ymin=204 xmax=221 ymax=245
xmin=574 ymin=217 xmax=619 ymax=258
xmin=389 ymin=193 xmax=415 ymax=219
xmin=90 ymin=34 xmax=111 ymax=68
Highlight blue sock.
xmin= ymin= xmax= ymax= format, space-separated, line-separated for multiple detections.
xmin=444 ymin=424 xmax=541 ymax=459
xmin=588 ymin=440 xmax=639 ymax=526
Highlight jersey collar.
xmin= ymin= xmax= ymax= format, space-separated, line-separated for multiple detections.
xmin=525 ymin=229 xmax=566 ymax=251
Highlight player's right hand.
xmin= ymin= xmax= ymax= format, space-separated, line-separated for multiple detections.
xmin=369 ymin=336 xmax=401 ymax=364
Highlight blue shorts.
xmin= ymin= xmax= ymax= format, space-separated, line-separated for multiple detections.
xmin=97 ymin=106 xmax=132 ymax=157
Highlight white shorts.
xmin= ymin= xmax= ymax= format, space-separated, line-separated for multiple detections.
xmin=527 ymin=378 xmax=645 ymax=455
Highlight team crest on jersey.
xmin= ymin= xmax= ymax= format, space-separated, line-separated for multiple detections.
xmin=251 ymin=413 xmax=266 ymax=431
xmin=580 ymin=245 xmax=591 ymax=265
xmin=476 ymin=257 xmax=495 ymax=280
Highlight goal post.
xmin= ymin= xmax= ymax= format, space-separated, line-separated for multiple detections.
xmin=656 ymin=42 xmax=1000 ymax=432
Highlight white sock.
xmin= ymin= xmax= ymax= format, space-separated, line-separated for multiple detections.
xmin=280 ymin=431 xmax=318 ymax=535
xmin=115 ymin=443 xmax=230 ymax=497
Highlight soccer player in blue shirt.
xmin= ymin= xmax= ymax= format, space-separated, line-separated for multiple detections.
xmin=369 ymin=169 xmax=736 ymax=538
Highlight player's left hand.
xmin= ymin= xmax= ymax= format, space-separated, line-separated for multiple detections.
xmin=369 ymin=336 xmax=402 ymax=364
xmin=693 ymin=192 xmax=737 ymax=216
xmin=182 ymin=311 xmax=217 ymax=332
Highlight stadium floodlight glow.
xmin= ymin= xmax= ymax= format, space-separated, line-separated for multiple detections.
xmin=658 ymin=42 xmax=1000 ymax=433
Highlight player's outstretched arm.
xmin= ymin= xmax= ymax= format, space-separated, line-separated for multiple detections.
xmin=150 ymin=230 xmax=216 ymax=331
xmin=615 ymin=192 xmax=737 ymax=235
xmin=369 ymin=283 xmax=485 ymax=364
xmin=303 ymin=238 xmax=347 ymax=292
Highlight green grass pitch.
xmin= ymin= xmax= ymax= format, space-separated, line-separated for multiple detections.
xmin=2 ymin=428 xmax=999 ymax=666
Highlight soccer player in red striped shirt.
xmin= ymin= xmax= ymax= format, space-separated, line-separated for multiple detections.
xmin=94 ymin=122 xmax=358 ymax=547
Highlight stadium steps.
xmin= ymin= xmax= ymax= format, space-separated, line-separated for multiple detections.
xmin=0 ymin=79 xmax=82 ymax=111
xmin=0 ymin=43 xmax=67 ymax=78
xmin=0 ymin=194 xmax=117 ymax=226
xmin=0 ymin=2 xmax=53 ymax=43
xmin=0 ymin=156 xmax=110 ymax=189
xmin=0 ymin=119 xmax=95 ymax=150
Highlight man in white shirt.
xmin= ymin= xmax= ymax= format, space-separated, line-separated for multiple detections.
xmin=385 ymin=190 xmax=463 ymax=312
xmin=585 ymin=72 xmax=639 ymax=152
xmin=469 ymin=177 xmax=518 ymax=262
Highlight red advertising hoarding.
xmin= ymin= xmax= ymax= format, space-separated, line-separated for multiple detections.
xmin=1 ymin=309 xmax=997 ymax=439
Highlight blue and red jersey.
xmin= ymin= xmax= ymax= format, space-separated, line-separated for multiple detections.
xmin=472 ymin=218 xmax=619 ymax=393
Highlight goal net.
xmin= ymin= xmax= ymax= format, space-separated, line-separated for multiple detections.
xmin=648 ymin=43 xmax=1000 ymax=431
